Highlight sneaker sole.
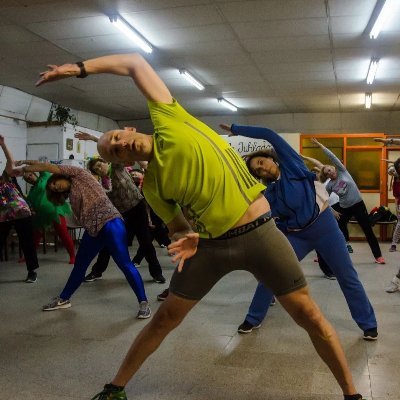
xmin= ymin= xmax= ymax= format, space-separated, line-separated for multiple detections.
xmin=42 ymin=303 xmax=72 ymax=311
xmin=137 ymin=312 xmax=151 ymax=319
xmin=84 ymin=276 xmax=102 ymax=282
xmin=363 ymin=335 xmax=378 ymax=341
xmin=238 ymin=324 xmax=261 ymax=334
xmin=25 ymin=279 xmax=37 ymax=283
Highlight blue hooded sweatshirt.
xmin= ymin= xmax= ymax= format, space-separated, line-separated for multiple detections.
xmin=230 ymin=124 xmax=319 ymax=232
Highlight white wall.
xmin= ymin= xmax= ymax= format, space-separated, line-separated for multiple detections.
xmin=0 ymin=84 xmax=118 ymax=170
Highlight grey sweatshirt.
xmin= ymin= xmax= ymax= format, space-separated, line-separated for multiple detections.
xmin=323 ymin=147 xmax=362 ymax=208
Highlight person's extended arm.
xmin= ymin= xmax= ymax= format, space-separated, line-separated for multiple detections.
xmin=0 ymin=134 xmax=17 ymax=176
xmin=220 ymin=123 xmax=304 ymax=172
xmin=311 ymin=138 xmax=346 ymax=172
xmin=166 ymin=211 xmax=199 ymax=272
xmin=300 ymin=154 xmax=324 ymax=170
xmin=74 ymin=131 xmax=99 ymax=142
xmin=16 ymin=160 xmax=61 ymax=175
xmin=36 ymin=53 xmax=172 ymax=104
xmin=374 ymin=138 xmax=400 ymax=146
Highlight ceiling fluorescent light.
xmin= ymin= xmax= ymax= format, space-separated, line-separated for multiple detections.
xmin=217 ymin=98 xmax=238 ymax=112
xmin=366 ymin=59 xmax=380 ymax=84
xmin=110 ymin=15 xmax=152 ymax=54
xmin=179 ymin=69 xmax=204 ymax=91
xmin=365 ymin=93 xmax=372 ymax=109
xmin=369 ymin=0 xmax=396 ymax=39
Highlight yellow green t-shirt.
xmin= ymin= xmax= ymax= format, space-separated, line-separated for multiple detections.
xmin=143 ymin=99 xmax=265 ymax=238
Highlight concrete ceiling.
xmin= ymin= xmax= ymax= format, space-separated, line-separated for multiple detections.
xmin=1 ymin=0 xmax=400 ymax=122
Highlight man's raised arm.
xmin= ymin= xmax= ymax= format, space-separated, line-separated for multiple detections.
xmin=36 ymin=53 xmax=172 ymax=104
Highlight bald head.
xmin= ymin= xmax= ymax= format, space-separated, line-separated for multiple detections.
xmin=97 ymin=129 xmax=154 ymax=165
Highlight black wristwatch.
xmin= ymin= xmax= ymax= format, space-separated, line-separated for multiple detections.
xmin=76 ymin=61 xmax=88 ymax=78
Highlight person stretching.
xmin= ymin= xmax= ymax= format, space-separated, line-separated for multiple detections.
xmin=219 ymin=124 xmax=378 ymax=341
xmin=23 ymin=170 xmax=75 ymax=264
xmin=315 ymin=138 xmax=384 ymax=264
xmin=36 ymin=52 xmax=366 ymax=400
xmin=12 ymin=161 xmax=150 ymax=319
xmin=74 ymin=131 xmax=165 ymax=284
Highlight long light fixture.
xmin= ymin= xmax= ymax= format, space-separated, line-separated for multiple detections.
xmin=366 ymin=58 xmax=380 ymax=84
xmin=369 ymin=0 xmax=396 ymax=39
xmin=218 ymin=98 xmax=238 ymax=112
xmin=179 ymin=69 xmax=204 ymax=91
xmin=365 ymin=93 xmax=372 ymax=109
xmin=109 ymin=15 xmax=152 ymax=54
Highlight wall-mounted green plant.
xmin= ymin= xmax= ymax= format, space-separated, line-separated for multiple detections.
xmin=47 ymin=103 xmax=78 ymax=127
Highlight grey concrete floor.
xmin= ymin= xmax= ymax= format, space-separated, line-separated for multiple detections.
xmin=0 ymin=241 xmax=399 ymax=400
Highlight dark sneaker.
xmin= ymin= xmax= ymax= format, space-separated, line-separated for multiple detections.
xmin=363 ymin=328 xmax=378 ymax=341
xmin=346 ymin=244 xmax=354 ymax=253
xmin=136 ymin=301 xmax=151 ymax=319
xmin=157 ymin=288 xmax=169 ymax=301
xmin=91 ymin=383 xmax=127 ymax=400
xmin=270 ymin=297 xmax=276 ymax=306
xmin=42 ymin=296 xmax=71 ymax=311
xmin=344 ymin=394 xmax=364 ymax=400
xmin=152 ymin=274 xmax=166 ymax=284
xmin=324 ymin=274 xmax=336 ymax=280
xmin=237 ymin=320 xmax=261 ymax=334
xmin=25 ymin=271 xmax=37 ymax=283
xmin=389 ymin=244 xmax=397 ymax=252
xmin=84 ymin=272 xmax=103 ymax=282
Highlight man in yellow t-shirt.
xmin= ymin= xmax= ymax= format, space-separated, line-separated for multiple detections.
xmin=36 ymin=53 xmax=365 ymax=400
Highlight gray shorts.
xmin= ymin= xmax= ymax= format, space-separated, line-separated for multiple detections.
xmin=169 ymin=218 xmax=307 ymax=300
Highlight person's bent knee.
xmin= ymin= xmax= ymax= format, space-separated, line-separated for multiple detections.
xmin=150 ymin=294 xmax=196 ymax=333
xmin=279 ymin=288 xmax=333 ymax=340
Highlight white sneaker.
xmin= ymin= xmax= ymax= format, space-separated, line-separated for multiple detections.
xmin=386 ymin=276 xmax=400 ymax=293
xmin=42 ymin=296 xmax=71 ymax=311
xmin=136 ymin=301 xmax=151 ymax=319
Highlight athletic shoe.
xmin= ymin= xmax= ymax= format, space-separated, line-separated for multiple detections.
xmin=84 ymin=272 xmax=103 ymax=282
xmin=270 ymin=297 xmax=276 ymax=306
xmin=237 ymin=320 xmax=261 ymax=334
xmin=42 ymin=296 xmax=71 ymax=311
xmin=389 ymin=244 xmax=397 ymax=252
xmin=346 ymin=244 xmax=353 ymax=253
xmin=160 ymin=244 xmax=167 ymax=248
xmin=324 ymin=274 xmax=337 ymax=280
xmin=136 ymin=301 xmax=151 ymax=319
xmin=25 ymin=271 xmax=37 ymax=283
xmin=343 ymin=394 xmax=364 ymax=400
xmin=132 ymin=262 xmax=141 ymax=268
xmin=157 ymin=288 xmax=169 ymax=301
xmin=386 ymin=276 xmax=400 ymax=293
xmin=375 ymin=257 xmax=385 ymax=264
xmin=152 ymin=274 xmax=166 ymax=284
xmin=363 ymin=328 xmax=378 ymax=341
xmin=91 ymin=383 xmax=127 ymax=400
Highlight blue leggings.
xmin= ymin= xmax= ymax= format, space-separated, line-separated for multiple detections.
xmin=245 ymin=208 xmax=377 ymax=332
xmin=60 ymin=218 xmax=147 ymax=303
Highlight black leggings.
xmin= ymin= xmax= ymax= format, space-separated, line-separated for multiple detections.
xmin=333 ymin=200 xmax=381 ymax=258
xmin=0 ymin=217 xmax=39 ymax=271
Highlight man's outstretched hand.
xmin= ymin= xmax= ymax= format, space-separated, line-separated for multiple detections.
xmin=168 ymin=233 xmax=199 ymax=272
xmin=36 ymin=63 xmax=81 ymax=87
